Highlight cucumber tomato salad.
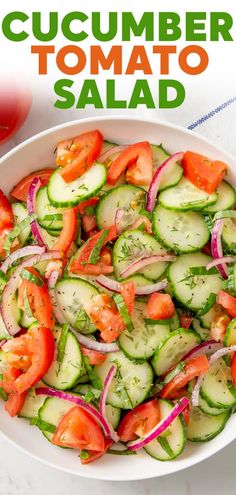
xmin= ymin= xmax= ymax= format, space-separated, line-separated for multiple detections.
xmin=1 ymin=130 xmax=236 ymax=465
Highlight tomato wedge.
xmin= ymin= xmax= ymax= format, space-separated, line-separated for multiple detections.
xmin=147 ymin=293 xmax=175 ymax=320
xmin=80 ymin=438 xmax=113 ymax=465
xmin=76 ymin=197 xmax=99 ymax=215
xmin=69 ymin=226 xmax=116 ymax=276
xmin=210 ymin=314 xmax=230 ymax=342
xmin=2 ymin=326 xmax=55 ymax=395
xmin=81 ymin=215 xmax=97 ymax=233
xmin=217 ymin=290 xmax=236 ymax=318
xmin=0 ymin=367 xmax=21 ymax=394
xmin=52 ymin=208 xmax=77 ymax=254
xmin=5 ymin=391 xmax=27 ymax=417
xmin=11 ymin=169 xmax=54 ymax=202
xmin=182 ymin=151 xmax=227 ymax=194
xmin=57 ymin=130 xmax=103 ymax=183
xmin=18 ymin=267 xmax=54 ymax=329
xmin=117 ymin=399 xmax=160 ymax=442
xmin=85 ymin=294 xmax=125 ymax=343
xmin=52 ymin=405 xmax=105 ymax=451
xmin=107 ymin=141 xmax=153 ymax=186
xmin=80 ymin=346 xmax=106 ymax=366
xmin=179 ymin=315 xmax=193 ymax=329
xmin=231 ymin=352 xmax=236 ymax=386
xmin=160 ymin=355 xmax=209 ymax=399
xmin=120 ymin=281 xmax=135 ymax=315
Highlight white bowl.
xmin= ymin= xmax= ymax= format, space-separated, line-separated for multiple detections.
xmin=0 ymin=116 xmax=236 ymax=481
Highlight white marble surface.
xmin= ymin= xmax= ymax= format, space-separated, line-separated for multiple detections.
xmin=0 ymin=90 xmax=236 ymax=494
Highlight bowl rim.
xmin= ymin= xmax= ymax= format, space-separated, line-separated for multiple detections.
xmin=0 ymin=115 xmax=235 ymax=480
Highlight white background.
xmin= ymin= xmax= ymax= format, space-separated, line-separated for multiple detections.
xmin=0 ymin=1 xmax=236 ymax=494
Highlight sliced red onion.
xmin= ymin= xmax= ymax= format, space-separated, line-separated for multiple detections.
xmin=211 ymin=219 xmax=228 ymax=278
xmin=207 ymin=256 xmax=236 ymax=271
xmin=73 ymin=331 xmax=119 ymax=353
xmin=96 ymin=274 xmax=168 ymax=295
xmin=191 ymin=345 xmax=236 ymax=407
xmin=128 ymin=397 xmax=189 ymax=451
xmin=115 ymin=209 xmax=126 ymax=235
xmin=0 ymin=245 xmax=45 ymax=274
xmin=146 ymin=152 xmax=184 ymax=212
xmin=183 ymin=340 xmax=222 ymax=361
xmin=47 ymin=270 xmax=67 ymax=326
xmin=1 ymin=251 xmax=63 ymax=336
xmin=27 ymin=177 xmax=45 ymax=246
xmin=48 ymin=270 xmax=60 ymax=290
xmin=99 ymin=145 xmax=126 ymax=164
xmin=35 ymin=387 xmax=111 ymax=437
xmin=120 ymin=255 xmax=176 ymax=279
xmin=0 ymin=339 xmax=7 ymax=348
xmin=99 ymin=365 xmax=119 ymax=442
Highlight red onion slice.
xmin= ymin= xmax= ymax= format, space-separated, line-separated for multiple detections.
xmin=120 ymin=255 xmax=175 ymax=279
xmin=27 ymin=177 xmax=45 ymax=246
xmin=35 ymin=387 xmax=111 ymax=437
xmin=128 ymin=397 xmax=189 ymax=450
xmin=206 ymin=256 xmax=236 ymax=271
xmin=73 ymin=331 xmax=119 ymax=353
xmin=99 ymin=145 xmax=126 ymax=164
xmin=0 ymin=245 xmax=45 ymax=274
xmin=182 ymin=340 xmax=222 ymax=361
xmin=146 ymin=152 xmax=184 ymax=212
xmin=96 ymin=274 xmax=168 ymax=295
xmin=191 ymin=345 xmax=236 ymax=407
xmin=115 ymin=208 xmax=126 ymax=235
xmin=99 ymin=365 xmax=119 ymax=442
xmin=211 ymin=219 xmax=228 ymax=278
xmin=1 ymin=251 xmax=62 ymax=336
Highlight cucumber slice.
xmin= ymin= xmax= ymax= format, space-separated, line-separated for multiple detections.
xmin=96 ymin=184 xmax=146 ymax=229
xmin=224 ymin=318 xmax=236 ymax=346
xmin=158 ymin=177 xmax=218 ymax=211
xmin=203 ymin=181 xmax=236 ymax=214
xmin=0 ymin=297 xmax=21 ymax=340
xmin=199 ymin=303 xmax=223 ymax=329
xmin=153 ymin=206 xmax=210 ymax=253
xmin=20 ymin=312 xmax=37 ymax=329
xmin=144 ymin=399 xmax=186 ymax=460
xmin=151 ymin=145 xmax=183 ymax=191
xmin=55 ymin=277 xmax=99 ymax=328
xmin=119 ymin=301 xmax=170 ymax=359
xmin=200 ymin=358 xmax=236 ymax=409
xmin=152 ymin=329 xmax=200 ymax=376
xmin=167 ymin=252 xmax=223 ymax=311
xmin=12 ymin=203 xmax=31 ymax=245
xmin=95 ymin=351 xmax=153 ymax=409
xmin=124 ymin=274 xmax=154 ymax=287
xmin=187 ymin=406 xmax=230 ymax=441
xmin=48 ymin=163 xmax=107 ymax=207
xmin=19 ymin=388 xmax=45 ymax=419
xmin=113 ymin=230 xmax=168 ymax=281
xmin=36 ymin=186 xmax=65 ymax=231
xmin=170 ymin=311 xmax=180 ymax=331
xmin=199 ymin=395 xmax=230 ymax=416
xmin=222 ymin=218 xmax=236 ymax=253
xmin=38 ymin=396 xmax=75 ymax=442
xmin=74 ymin=382 xmax=121 ymax=430
xmin=192 ymin=318 xmax=210 ymax=341
xmin=43 ymin=325 xmax=83 ymax=390
xmin=224 ymin=263 xmax=236 ymax=295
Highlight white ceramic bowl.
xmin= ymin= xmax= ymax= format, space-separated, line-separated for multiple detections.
xmin=0 ymin=117 xmax=236 ymax=481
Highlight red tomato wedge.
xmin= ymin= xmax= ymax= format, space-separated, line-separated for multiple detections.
xmin=18 ymin=267 xmax=54 ymax=329
xmin=3 ymin=326 xmax=55 ymax=395
xmin=80 ymin=346 xmax=106 ymax=366
xmin=160 ymin=355 xmax=209 ymax=399
xmin=76 ymin=197 xmax=99 ymax=215
xmin=5 ymin=391 xmax=27 ymax=417
xmin=69 ymin=226 xmax=116 ymax=276
xmin=179 ymin=315 xmax=193 ymax=329
xmin=231 ymin=352 xmax=236 ymax=387
xmin=81 ymin=215 xmax=97 ymax=233
xmin=217 ymin=290 xmax=236 ymax=318
xmin=52 ymin=208 xmax=77 ymax=254
xmin=120 ymin=281 xmax=135 ymax=315
xmin=117 ymin=399 xmax=160 ymax=442
xmin=52 ymin=405 xmax=105 ymax=451
xmin=80 ymin=438 xmax=113 ymax=465
xmin=147 ymin=293 xmax=175 ymax=320
xmin=57 ymin=130 xmax=103 ymax=183
xmin=0 ymin=367 xmax=21 ymax=394
xmin=182 ymin=151 xmax=227 ymax=194
xmin=107 ymin=142 xmax=153 ymax=186
xmin=85 ymin=294 xmax=125 ymax=343
xmin=11 ymin=169 xmax=54 ymax=202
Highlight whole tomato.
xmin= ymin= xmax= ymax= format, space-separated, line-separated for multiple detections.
xmin=0 ymin=80 xmax=32 ymax=144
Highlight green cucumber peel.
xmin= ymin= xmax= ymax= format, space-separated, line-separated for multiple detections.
xmin=88 ymin=229 xmax=109 ymax=264
xmin=113 ymin=294 xmax=134 ymax=332
xmin=57 ymin=324 xmax=69 ymax=363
